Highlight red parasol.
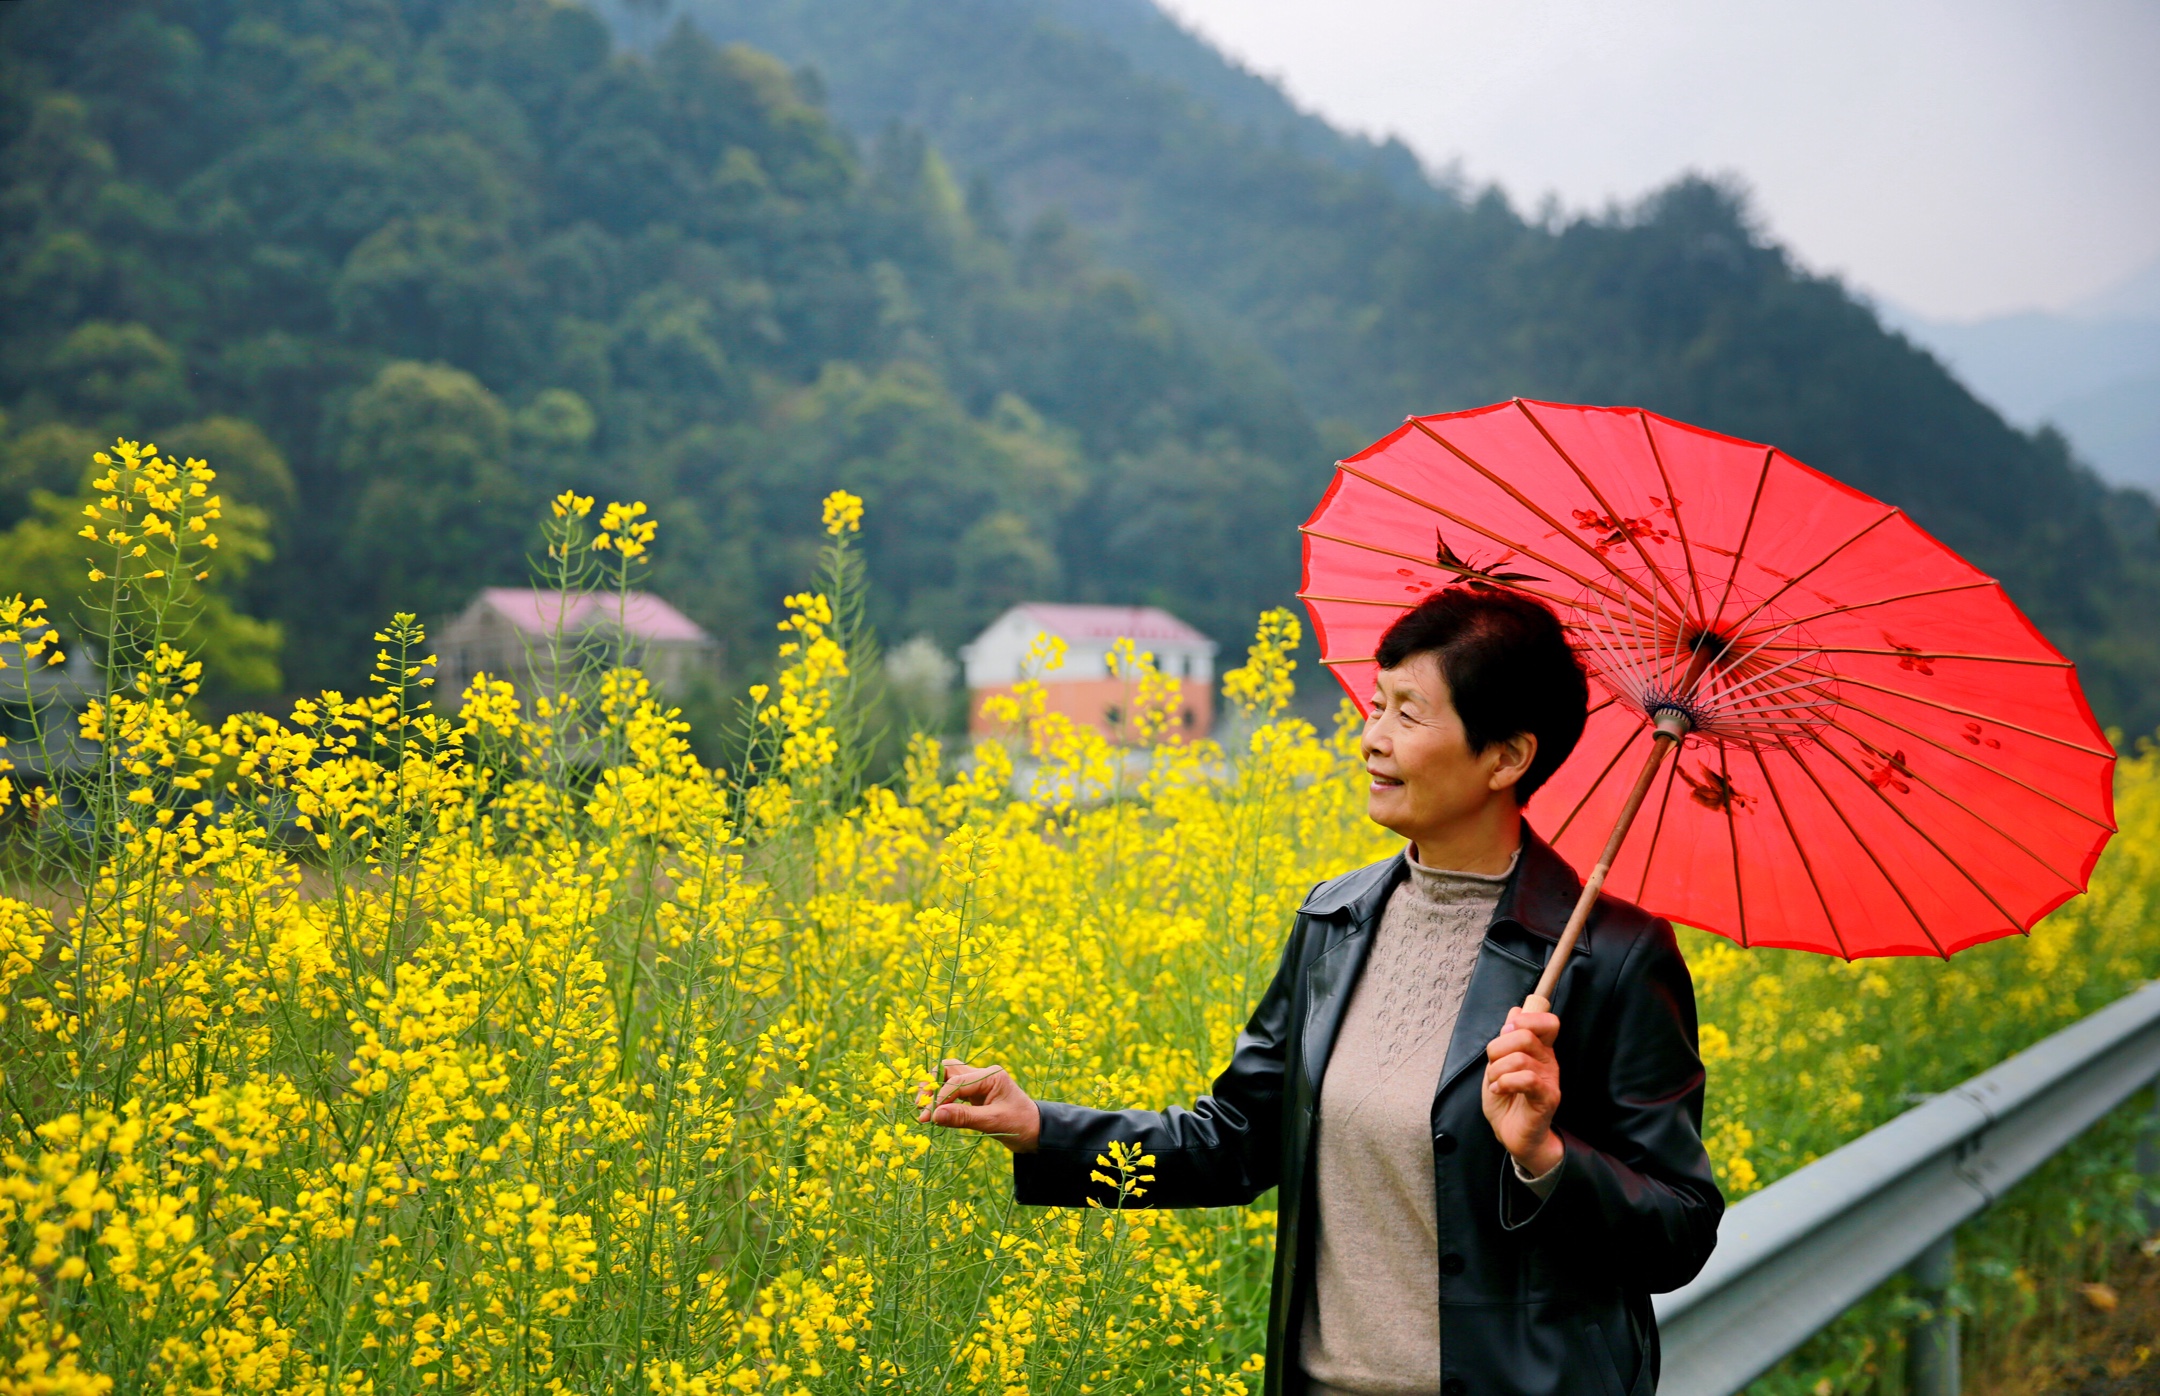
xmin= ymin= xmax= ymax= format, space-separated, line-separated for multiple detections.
xmin=1301 ymin=400 xmax=2116 ymax=1002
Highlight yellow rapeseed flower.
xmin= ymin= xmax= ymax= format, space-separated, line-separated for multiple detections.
xmin=821 ymin=489 xmax=863 ymax=536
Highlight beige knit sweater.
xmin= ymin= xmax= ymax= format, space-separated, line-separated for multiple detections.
xmin=1301 ymin=849 xmax=1551 ymax=1396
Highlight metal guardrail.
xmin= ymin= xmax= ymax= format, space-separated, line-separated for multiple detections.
xmin=1654 ymin=978 xmax=2160 ymax=1396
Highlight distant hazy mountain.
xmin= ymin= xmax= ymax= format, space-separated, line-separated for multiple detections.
xmin=1033 ymin=0 xmax=1441 ymax=201
xmin=2051 ymin=374 xmax=2160 ymax=492
xmin=603 ymin=0 xmax=1437 ymax=204
xmin=1887 ymin=259 xmax=2160 ymax=491
xmin=2078 ymin=258 xmax=2160 ymax=321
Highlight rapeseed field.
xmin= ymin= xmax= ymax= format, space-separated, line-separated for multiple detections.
xmin=1 ymin=442 xmax=2155 ymax=1394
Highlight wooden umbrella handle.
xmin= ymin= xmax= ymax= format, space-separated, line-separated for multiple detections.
xmin=1522 ymin=709 xmax=1690 ymax=1014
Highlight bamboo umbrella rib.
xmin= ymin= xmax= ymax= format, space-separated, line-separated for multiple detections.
xmin=1778 ymin=734 xmax=1948 ymax=956
xmin=1808 ymin=735 xmax=2029 ymax=931
xmin=1828 ymin=695 xmax=2114 ymax=832
xmin=1550 ymin=722 xmax=1646 ymax=844
xmin=1707 ymin=656 xmax=1859 ymax=717
xmin=1630 ymin=750 xmax=1686 ymax=904
xmin=1723 ymin=506 xmax=1901 ymax=642
xmin=1724 ymin=692 xmax=1844 ymax=716
xmin=1637 ymin=579 xmax=1681 ymax=704
xmin=1299 ymin=527 xmax=1447 ymax=570
xmin=1745 ymin=743 xmax=1851 ymax=959
xmin=1741 ymin=645 xmax=2070 ymax=667
xmin=1598 ymin=592 xmax=1814 ymax=695
xmin=1301 ymin=522 xmax=1587 ymax=616
xmin=1316 ymin=648 xmax=1762 ymax=687
xmin=1298 ymin=592 xmax=1427 ymax=608
xmin=1572 ymin=617 xmax=1662 ymax=659
xmin=1828 ymin=673 xmax=2116 ymax=759
xmin=1329 ymin=461 xmax=1623 ymax=606
xmin=1693 ymin=613 xmax=1831 ymax=713
xmin=1515 ymin=399 xmax=1693 ymax=618
xmin=1702 ymin=645 xmax=1833 ymax=712
xmin=1696 ymin=639 xmax=1842 ymax=696
xmin=1777 ymin=579 xmax=1998 ymax=630
xmin=1712 ymin=450 xmax=1776 ymax=625
xmin=1299 ymin=575 xmax=1580 ymax=613
xmin=1711 ymin=658 xmax=1839 ymax=712
xmin=1583 ymin=591 xmax=1659 ymax=702
xmin=1725 ymin=694 xmax=1848 ymax=738
xmin=1579 ymin=614 xmax=1844 ymax=731
xmin=1665 ymin=643 xmax=1842 ymax=733
xmin=1408 ymin=418 xmax=1663 ymax=608
xmin=1717 ymin=700 xmax=1845 ymax=727
xmin=1814 ymin=714 xmax=2089 ymax=890
xmin=1637 ymin=582 xmax=1675 ymax=700
xmin=1721 ymin=742 xmax=1748 ymax=947
xmin=1708 ymin=700 xmax=1844 ymax=738
xmin=1723 ymin=704 xmax=1845 ymax=732
xmin=1637 ymin=410 xmax=1707 ymax=621
xmin=1584 ymin=631 xmax=1840 ymax=736
xmin=1567 ymin=621 xmax=1650 ymax=651
xmin=1717 ymin=685 xmax=1845 ymax=721
xmin=1299 ymin=590 xmax=1648 ymax=616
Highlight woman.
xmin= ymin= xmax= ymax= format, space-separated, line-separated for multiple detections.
xmin=919 ymin=588 xmax=1722 ymax=1396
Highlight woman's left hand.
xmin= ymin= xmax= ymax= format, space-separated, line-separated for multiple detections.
xmin=1483 ymin=1005 xmax=1564 ymax=1176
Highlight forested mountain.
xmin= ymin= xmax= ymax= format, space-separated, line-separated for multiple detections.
xmin=0 ymin=0 xmax=1319 ymax=694
xmin=615 ymin=0 xmax=2160 ymax=736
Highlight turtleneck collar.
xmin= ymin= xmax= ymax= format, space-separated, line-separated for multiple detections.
xmin=1403 ymin=844 xmax=1519 ymax=894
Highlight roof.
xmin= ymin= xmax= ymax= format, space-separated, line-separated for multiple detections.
xmin=1001 ymin=603 xmax=1212 ymax=646
xmin=472 ymin=588 xmax=710 ymax=644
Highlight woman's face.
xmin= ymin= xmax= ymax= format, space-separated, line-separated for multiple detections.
xmin=1362 ymin=653 xmax=1535 ymax=850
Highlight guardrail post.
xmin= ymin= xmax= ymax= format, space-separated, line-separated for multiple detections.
xmin=2138 ymin=1082 xmax=2160 ymax=1231
xmin=1906 ymin=1232 xmax=1959 ymax=1396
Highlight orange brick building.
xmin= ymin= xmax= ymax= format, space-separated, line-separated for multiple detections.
xmin=960 ymin=604 xmax=1217 ymax=743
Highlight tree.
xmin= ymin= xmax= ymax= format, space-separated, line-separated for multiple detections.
xmin=334 ymin=360 xmax=531 ymax=631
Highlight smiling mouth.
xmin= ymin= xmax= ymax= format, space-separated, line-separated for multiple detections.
xmin=1367 ymin=770 xmax=1403 ymax=787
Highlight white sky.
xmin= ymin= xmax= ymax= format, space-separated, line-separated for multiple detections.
xmin=1153 ymin=0 xmax=2160 ymax=322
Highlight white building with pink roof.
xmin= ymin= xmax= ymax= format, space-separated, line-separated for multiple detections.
xmin=960 ymin=603 xmax=1217 ymax=742
xmin=436 ymin=588 xmax=717 ymax=702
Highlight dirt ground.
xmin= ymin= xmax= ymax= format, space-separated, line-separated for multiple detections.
xmin=1973 ymin=1251 xmax=2160 ymax=1395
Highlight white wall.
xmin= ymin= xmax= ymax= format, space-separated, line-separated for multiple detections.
xmin=960 ymin=608 xmax=1217 ymax=687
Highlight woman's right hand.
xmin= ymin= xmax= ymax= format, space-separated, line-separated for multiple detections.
xmin=915 ymin=1058 xmax=1041 ymax=1153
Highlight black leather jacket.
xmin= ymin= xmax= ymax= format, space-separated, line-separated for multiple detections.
xmin=1012 ymin=830 xmax=1722 ymax=1396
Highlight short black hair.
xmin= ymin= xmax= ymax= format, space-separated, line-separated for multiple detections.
xmin=1374 ymin=588 xmax=1589 ymax=803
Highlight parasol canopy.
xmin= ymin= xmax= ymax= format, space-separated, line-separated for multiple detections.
xmin=1302 ymin=399 xmax=2117 ymax=963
